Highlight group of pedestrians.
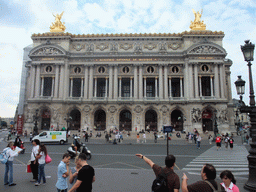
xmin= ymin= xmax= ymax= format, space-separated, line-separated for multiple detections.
xmin=136 ymin=153 xmax=240 ymax=192
xmin=216 ymin=134 xmax=234 ymax=151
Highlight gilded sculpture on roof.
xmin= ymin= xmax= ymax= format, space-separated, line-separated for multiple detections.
xmin=190 ymin=9 xmax=206 ymax=31
xmin=50 ymin=11 xmax=66 ymax=32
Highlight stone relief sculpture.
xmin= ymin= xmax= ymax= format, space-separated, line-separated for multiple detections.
xmin=216 ymin=108 xmax=228 ymax=123
xmin=108 ymin=106 xmax=117 ymax=113
xmin=136 ymin=116 xmax=141 ymax=124
xmin=159 ymin=42 xmax=167 ymax=53
xmin=73 ymin=44 xmax=85 ymax=51
xmin=96 ymin=43 xmax=109 ymax=51
xmin=120 ymin=43 xmax=133 ymax=50
xmin=87 ymin=44 xmax=94 ymax=53
xmin=189 ymin=45 xmax=223 ymax=54
xmin=160 ymin=105 xmax=169 ymax=114
xmin=83 ymin=105 xmax=91 ymax=113
xmin=53 ymin=108 xmax=60 ymax=120
xmin=134 ymin=105 xmax=143 ymax=113
xmin=26 ymin=108 xmax=33 ymax=123
xmin=110 ymin=117 xmax=115 ymax=124
xmin=134 ymin=43 xmax=142 ymax=53
xmin=32 ymin=47 xmax=64 ymax=55
xmin=144 ymin=43 xmax=157 ymax=50
xmin=192 ymin=108 xmax=202 ymax=123
xmin=110 ymin=42 xmax=118 ymax=53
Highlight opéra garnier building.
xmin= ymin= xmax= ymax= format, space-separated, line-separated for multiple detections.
xmin=20 ymin=10 xmax=234 ymax=134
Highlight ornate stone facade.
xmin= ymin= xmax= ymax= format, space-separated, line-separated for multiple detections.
xmin=21 ymin=31 xmax=234 ymax=134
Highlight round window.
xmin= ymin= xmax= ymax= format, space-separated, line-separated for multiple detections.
xmin=74 ymin=67 xmax=81 ymax=74
xmin=98 ymin=67 xmax=105 ymax=73
xmin=122 ymin=66 xmax=130 ymax=73
xmin=147 ymin=66 xmax=154 ymax=73
xmin=45 ymin=66 xmax=52 ymax=72
xmin=172 ymin=66 xmax=179 ymax=73
xmin=202 ymin=65 xmax=209 ymax=72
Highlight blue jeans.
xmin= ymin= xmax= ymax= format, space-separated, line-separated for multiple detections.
xmin=4 ymin=161 xmax=13 ymax=185
xmin=197 ymin=141 xmax=201 ymax=148
xmin=38 ymin=164 xmax=46 ymax=183
xmin=57 ymin=189 xmax=67 ymax=192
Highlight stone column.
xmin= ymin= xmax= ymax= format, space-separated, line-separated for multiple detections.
xmin=59 ymin=65 xmax=65 ymax=99
xmin=139 ymin=66 xmax=143 ymax=99
xmin=70 ymin=77 xmax=73 ymax=97
xmin=54 ymin=65 xmax=59 ymax=98
xmin=130 ymin=77 xmax=133 ymax=98
xmin=64 ymin=61 xmax=70 ymax=99
xmin=189 ymin=64 xmax=194 ymax=98
xmin=94 ymin=77 xmax=97 ymax=97
xmin=109 ymin=66 xmax=113 ymax=99
xmin=40 ymin=77 xmax=44 ymax=97
xmin=184 ymin=60 xmax=189 ymax=98
xmin=105 ymin=77 xmax=108 ymax=98
xmin=194 ymin=64 xmax=199 ymax=98
xmin=180 ymin=77 xmax=183 ymax=97
xmin=84 ymin=66 xmax=89 ymax=99
xmin=114 ymin=66 xmax=118 ymax=99
xmin=214 ymin=64 xmax=220 ymax=98
xmin=210 ymin=76 xmax=214 ymax=97
xmin=199 ymin=76 xmax=202 ymax=97
xmin=51 ymin=77 xmax=55 ymax=97
xmin=30 ymin=65 xmax=36 ymax=98
xmin=169 ymin=77 xmax=172 ymax=98
xmin=81 ymin=78 xmax=84 ymax=97
xmin=119 ymin=77 xmax=122 ymax=98
xmin=35 ymin=65 xmax=41 ymax=98
xmin=134 ymin=65 xmax=138 ymax=99
xmin=144 ymin=77 xmax=147 ymax=98
xmin=159 ymin=65 xmax=163 ymax=99
xmin=88 ymin=66 xmax=94 ymax=99
xmin=164 ymin=65 xmax=168 ymax=99
xmin=220 ymin=64 xmax=225 ymax=98
xmin=155 ymin=77 xmax=158 ymax=98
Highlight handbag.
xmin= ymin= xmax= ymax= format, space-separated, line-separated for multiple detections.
xmin=45 ymin=154 xmax=52 ymax=164
xmin=27 ymin=160 xmax=32 ymax=173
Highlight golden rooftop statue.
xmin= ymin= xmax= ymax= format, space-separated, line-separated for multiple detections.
xmin=50 ymin=11 xmax=66 ymax=32
xmin=190 ymin=9 xmax=206 ymax=31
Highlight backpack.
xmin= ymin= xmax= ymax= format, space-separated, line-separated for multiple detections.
xmin=152 ymin=168 xmax=170 ymax=192
xmin=204 ymin=180 xmax=223 ymax=192
xmin=0 ymin=149 xmax=9 ymax=164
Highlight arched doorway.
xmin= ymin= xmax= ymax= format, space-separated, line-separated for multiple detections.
xmin=171 ymin=110 xmax=183 ymax=131
xmin=94 ymin=109 xmax=106 ymax=130
xmin=119 ymin=110 xmax=132 ymax=131
xmin=145 ymin=109 xmax=157 ymax=131
xmin=70 ymin=109 xmax=81 ymax=130
xmin=202 ymin=109 xmax=213 ymax=132
xmin=41 ymin=109 xmax=51 ymax=130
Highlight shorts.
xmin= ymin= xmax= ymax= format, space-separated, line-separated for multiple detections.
xmin=216 ymin=142 xmax=221 ymax=147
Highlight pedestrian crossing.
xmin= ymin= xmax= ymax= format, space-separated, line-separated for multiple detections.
xmin=182 ymin=145 xmax=249 ymax=176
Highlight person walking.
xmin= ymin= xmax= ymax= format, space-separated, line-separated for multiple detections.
xmin=35 ymin=144 xmax=47 ymax=186
xmin=224 ymin=136 xmax=229 ymax=150
xmin=229 ymin=137 xmax=234 ymax=150
xmin=85 ymin=132 xmax=88 ymax=142
xmin=136 ymin=134 xmax=140 ymax=143
xmin=56 ymin=153 xmax=71 ymax=192
xmin=220 ymin=170 xmax=239 ymax=192
xmin=30 ymin=139 xmax=40 ymax=182
xmin=135 ymin=154 xmax=180 ymax=192
xmin=208 ymin=135 xmax=212 ymax=145
xmin=196 ymin=133 xmax=202 ymax=149
xmin=142 ymin=133 xmax=146 ymax=143
xmin=216 ymin=134 xmax=221 ymax=151
xmin=182 ymin=164 xmax=224 ymax=192
xmin=3 ymin=142 xmax=21 ymax=186
xmin=68 ymin=153 xmax=95 ymax=192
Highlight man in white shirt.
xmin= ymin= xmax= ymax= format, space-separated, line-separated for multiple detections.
xmin=30 ymin=139 xmax=40 ymax=182
xmin=4 ymin=142 xmax=21 ymax=186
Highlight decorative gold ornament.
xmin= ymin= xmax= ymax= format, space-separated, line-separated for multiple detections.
xmin=50 ymin=12 xmax=66 ymax=32
xmin=190 ymin=9 xmax=206 ymax=31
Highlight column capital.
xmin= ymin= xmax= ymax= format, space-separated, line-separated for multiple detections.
xmin=199 ymin=75 xmax=202 ymax=78
xmin=70 ymin=77 xmax=73 ymax=79
xmin=118 ymin=76 xmax=122 ymax=79
xmin=52 ymin=76 xmax=55 ymax=79
xmin=130 ymin=77 xmax=133 ymax=79
xmin=155 ymin=76 xmax=158 ymax=79
xmin=180 ymin=76 xmax=183 ymax=79
xmin=41 ymin=76 xmax=44 ymax=79
xmin=210 ymin=75 xmax=214 ymax=78
xmin=105 ymin=77 xmax=109 ymax=79
xmin=143 ymin=76 xmax=147 ymax=79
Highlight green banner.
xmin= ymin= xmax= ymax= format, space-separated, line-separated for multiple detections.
xmin=50 ymin=132 xmax=62 ymax=135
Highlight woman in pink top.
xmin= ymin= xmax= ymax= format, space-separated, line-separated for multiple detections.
xmin=220 ymin=170 xmax=239 ymax=192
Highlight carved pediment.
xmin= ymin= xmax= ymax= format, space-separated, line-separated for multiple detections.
xmin=30 ymin=46 xmax=65 ymax=56
xmin=188 ymin=45 xmax=225 ymax=54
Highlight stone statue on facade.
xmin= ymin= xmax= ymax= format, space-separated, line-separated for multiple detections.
xmin=216 ymin=108 xmax=228 ymax=123
xmin=50 ymin=11 xmax=66 ymax=32
xmin=190 ymin=9 xmax=206 ymax=31
xmin=192 ymin=108 xmax=202 ymax=123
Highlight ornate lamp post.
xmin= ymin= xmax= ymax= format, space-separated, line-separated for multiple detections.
xmin=33 ymin=109 xmax=40 ymax=136
xmin=234 ymin=40 xmax=256 ymax=191
xmin=213 ymin=109 xmax=219 ymax=139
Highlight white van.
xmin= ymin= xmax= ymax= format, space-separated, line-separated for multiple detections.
xmin=32 ymin=131 xmax=67 ymax=145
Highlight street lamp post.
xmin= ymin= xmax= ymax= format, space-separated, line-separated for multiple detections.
xmin=33 ymin=109 xmax=40 ymax=136
xmin=235 ymin=40 xmax=256 ymax=191
xmin=213 ymin=109 xmax=219 ymax=139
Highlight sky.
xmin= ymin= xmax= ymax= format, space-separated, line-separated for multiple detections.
xmin=0 ymin=0 xmax=256 ymax=117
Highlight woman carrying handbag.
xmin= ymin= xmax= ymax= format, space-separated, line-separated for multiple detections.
xmin=35 ymin=144 xmax=48 ymax=186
